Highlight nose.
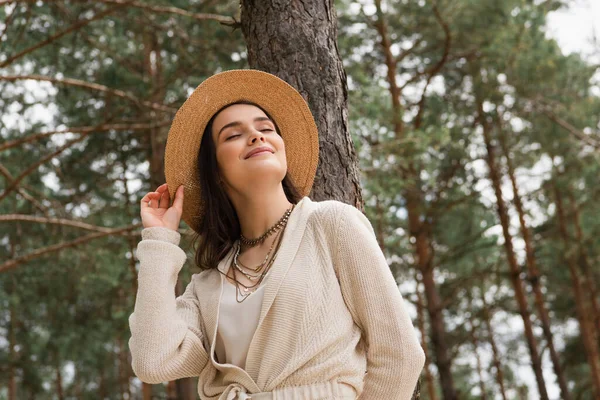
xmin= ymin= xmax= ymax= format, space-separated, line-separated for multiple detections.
xmin=248 ymin=128 xmax=266 ymax=144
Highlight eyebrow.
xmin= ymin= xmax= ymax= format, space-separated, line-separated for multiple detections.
xmin=217 ymin=117 xmax=274 ymax=137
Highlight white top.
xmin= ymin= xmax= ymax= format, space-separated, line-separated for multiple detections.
xmin=214 ymin=258 xmax=268 ymax=369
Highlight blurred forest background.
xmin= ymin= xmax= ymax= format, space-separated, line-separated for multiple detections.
xmin=1 ymin=0 xmax=600 ymax=399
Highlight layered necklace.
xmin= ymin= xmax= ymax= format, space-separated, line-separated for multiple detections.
xmin=226 ymin=204 xmax=295 ymax=303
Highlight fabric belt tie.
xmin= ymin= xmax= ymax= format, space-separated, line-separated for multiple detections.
xmin=222 ymin=380 xmax=356 ymax=400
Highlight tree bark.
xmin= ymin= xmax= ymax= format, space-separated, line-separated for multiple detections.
xmin=415 ymin=273 xmax=438 ymax=400
xmin=142 ymin=383 xmax=152 ymax=400
xmin=240 ymin=0 xmax=363 ymax=207
xmin=8 ymin=286 xmax=17 ymax=400
xmin=55 ymin=357 xmax=64 ymax=400
xmin=568 ymin=193 xmax=600 ymax=340
xmin=8 ymin=226 xmax=18 ymax=400
xmin=497 ymin=126 xmax=572 ymax=400
xmin=553 ymin=180 xmax=600 ymax=398
xmin=477 ymin=99 xmax=549 ymax=400
xmin=480 ymin=287 xmax=508 ymax=400
xmin=466 ymin=294 xmax=487 ymax=400
xmin=370 ymin=1 xmax=449 ymax=398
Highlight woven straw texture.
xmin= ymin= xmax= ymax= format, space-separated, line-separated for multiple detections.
xmin=164 ymin=69 xmax=319 ymax=233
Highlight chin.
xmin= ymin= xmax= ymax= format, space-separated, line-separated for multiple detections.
xmin=242 ymin=164 xmax=286 ymax=182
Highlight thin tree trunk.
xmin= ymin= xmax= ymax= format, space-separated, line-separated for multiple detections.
xmin=419 ymin=244 xmax=456 ymax=400
xmin=8 ymin=200 xmax=18 ymax=400
xmin=240 ymin=0 xmax=363 ymax=207
xmin=480 ymin=287 xmax=508 ymax=400
xmin=99 ymin=367 xmax=106 ymax=400
xmin=73 ymin=365 xmax=82 ymax=399
xmin=477 ymin=99 xmax=549 ymax=400
xmin=142 ymin=383 xmax=152 ymax=400
xmin=8 ymin=287 xmax=17 ymax=400
xmin=371 ymin=1 xmax=449 ymax=398
xmin=56 ymin=357 xmax=64 ymax=400
xmin=118 ymin=337 xmax=131 ymax=400
xmin=553 ymin=180 xmax=600 ymax=398
xmin=415 ymin=273 xmax=439 ymax=400
xmin=497 ymin=126 xmax=572 ymax=400
xmin=142 ymin=27 xmax=196 ymax=400
xmin=568 ymin=193 xmax=600 ymax=340
xmin=465 ymin=291 xmax=487 ymax=400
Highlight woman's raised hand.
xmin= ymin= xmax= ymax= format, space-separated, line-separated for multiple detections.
xmin=140 ymin=183 xmax=184 ymax=231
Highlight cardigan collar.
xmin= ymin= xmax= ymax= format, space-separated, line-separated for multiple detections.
xmin=196 ymin=196 xmax=316 ymax=386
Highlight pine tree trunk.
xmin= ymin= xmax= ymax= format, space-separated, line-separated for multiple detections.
xmin=568 ymin=193 xmax=600 ymax=340
xmin=240 ymin=0 xmax=363 ymax=207
xmin=415 ymin=273 xmax=438 ymax=400
xmin=497 ymin=126 xmax=572 ymax=400
xmin=477 ymin=100 xmax=549 ymax=400
xmin=56 ymin=357 xmax=64 ymax=400
xmin=553 ymin=181 xmax=600 ymax=398
xmin=8 ymin=202 xmax=18 ymax=400
xmin=419 ymin=241 xmax=456 ymax=400
xmin=466 ymin=292 xmax=487 ymax=400
xmin=8 ymin=292 xmax=17 ymax=400
xmin=142 ymin=383 xmax=152 ymax=400
xmin=118 ymin=337 xmax=131 ymax=400
xmin=480 ymin=286 xmax=508 ymax=400
xmin=369 ymin=1 xmax=448 ymax=398
xmin=141 ymin=27 xmax=196 ymax=400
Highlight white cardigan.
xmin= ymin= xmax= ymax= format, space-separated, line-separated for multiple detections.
xmin=128 ymin=196 xmax=425 ymax=399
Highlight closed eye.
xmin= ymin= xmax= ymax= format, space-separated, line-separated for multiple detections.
xmin=226 ymin=134 xmax=240 ymax=140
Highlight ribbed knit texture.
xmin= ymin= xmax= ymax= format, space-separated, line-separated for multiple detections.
xmin=129 ymin=197 xmax=426 ymax=400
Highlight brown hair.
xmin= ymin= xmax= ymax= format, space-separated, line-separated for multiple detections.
xmin=192 ymin=100 xmax=302 ymax=270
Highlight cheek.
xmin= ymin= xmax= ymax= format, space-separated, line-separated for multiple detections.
xmin=215 ymin=144 xmax=239 ymax=172
xmin=275 ymin=137 xmax=288 ymax=166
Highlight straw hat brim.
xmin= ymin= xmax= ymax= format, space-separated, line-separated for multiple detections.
xmin=164 ymin=69 xmax=319 ymax=234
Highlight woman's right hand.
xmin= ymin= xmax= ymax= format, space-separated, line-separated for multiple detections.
xmin=140 ymin=183 xmax=184 ymax=231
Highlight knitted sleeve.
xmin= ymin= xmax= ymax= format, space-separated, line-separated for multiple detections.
xmin=128 ymin=226 xmax=208 ymax=384
xmin=334 ymin=204 xmax=425 ymax=400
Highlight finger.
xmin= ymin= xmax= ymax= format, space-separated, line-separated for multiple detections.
xmin=172 ymin=185 xmax=184 ymax=212
xmin=159 ymin=188 xmax=170 ymax=209
xmin=141 ymin=192 xmax=161 ymax=208
xmin=156 ymin=183 xmax=168 ymax=192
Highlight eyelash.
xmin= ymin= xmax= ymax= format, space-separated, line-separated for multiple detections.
xmin=226 ymin=129 xmax=274 ymax=140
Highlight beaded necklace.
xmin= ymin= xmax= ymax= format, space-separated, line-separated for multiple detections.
xmin=223 ymin=204 xmax=295 ymax=303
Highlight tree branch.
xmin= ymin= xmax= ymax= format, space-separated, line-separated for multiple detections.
xmin=0 ymin=223 xmax=142 ymax=273
xmin=0 ymin=2 xmax=128 ymax=68
xmin=1 ymin=214 xmax=129 ymax=232
xmin=0 ymin=133 xmax=90 ymax=202
xmin=0 ymin=163 xmax=51 ymax=215
xmin=0 ymin=75 xmax=177 ymax=113
xmin=93 ymin=0 xmax=239 ymax=28
xmin=395 ymin=38 xmax=424 ymax=65
xmin=413 ymin=1 xmax=451 ymax=130
xmin=542 ymin=109 xmax=600 ymax=150
xmin=0 ymin=120 xmax=171 ymax=152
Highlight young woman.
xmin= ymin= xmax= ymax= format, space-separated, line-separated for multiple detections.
xmin=129 ymin=70 xmax=425 ymax=400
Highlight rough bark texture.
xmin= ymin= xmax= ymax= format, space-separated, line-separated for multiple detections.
xmin=498 ymin=127 xmax=572 ymax=400
xmin=479 ymin=105 xmax=549 ymax=400
xmin=240 ymin=0 xmax=363 ymax=208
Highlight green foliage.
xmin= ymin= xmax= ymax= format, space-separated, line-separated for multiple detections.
xmin=1 ymin=0 xmax=598 ymax=398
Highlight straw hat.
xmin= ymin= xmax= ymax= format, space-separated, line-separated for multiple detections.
xmin=164 ymin=69 xmax=319 ymax=233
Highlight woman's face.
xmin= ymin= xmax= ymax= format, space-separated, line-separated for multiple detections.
xmin=211 ymin=103 xmax=288 ymax=194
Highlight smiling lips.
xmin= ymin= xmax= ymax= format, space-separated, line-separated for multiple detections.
xmin=245 ymin=146 xmax=274 ymax=159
